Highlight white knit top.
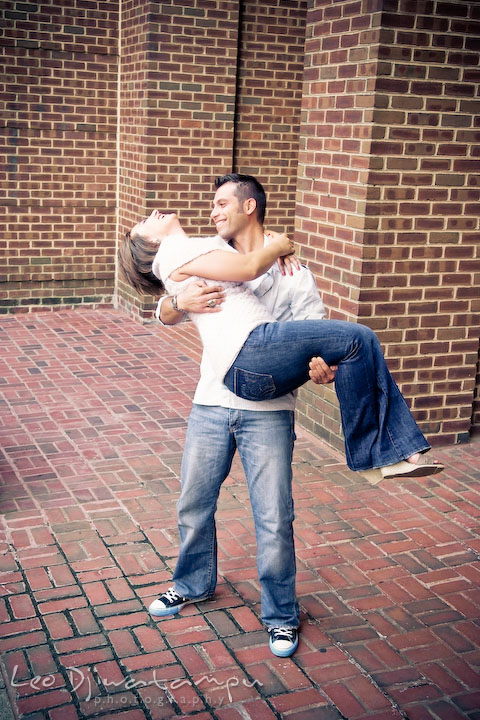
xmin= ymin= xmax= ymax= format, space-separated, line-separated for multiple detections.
xmin=152 ymin=234 xmax=273 ymax=379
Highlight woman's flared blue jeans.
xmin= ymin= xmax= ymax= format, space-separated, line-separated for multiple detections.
xmin=224 ymin=320 xmax=430 ymax=471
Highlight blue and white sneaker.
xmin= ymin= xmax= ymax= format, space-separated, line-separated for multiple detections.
xmin=268 ymin=627 xmax=299 ymax=657
xmin=149 ymin=587 xmax=210 ymax=617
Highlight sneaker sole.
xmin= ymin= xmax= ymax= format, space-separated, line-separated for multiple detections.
xmin=148 ymin=594 xmax=212 ymax=618
xmin=269 ymin=637 xmax=299 ymax=658
xmin=149 ymin=602 xmax=185 ymax=617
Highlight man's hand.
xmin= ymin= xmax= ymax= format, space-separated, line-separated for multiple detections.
xmin=159 ymin=281 xmax=226 ymax=325
xmin=176 ymin=280 xmax=226 ymax=313
xmin=309 ymin=357 xmax=337 ymax=384
xmin=265 ymin=230 xmax=300 ymax=276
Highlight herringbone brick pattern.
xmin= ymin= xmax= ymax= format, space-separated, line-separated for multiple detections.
xmin=0 ymin=310 xmax=479 ymax=720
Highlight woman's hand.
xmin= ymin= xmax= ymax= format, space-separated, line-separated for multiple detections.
xmin=277 ymin=253 xmax=301 ymax=276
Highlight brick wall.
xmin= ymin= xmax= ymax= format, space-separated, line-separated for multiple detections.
xmin=0 ymin=0 xmax=118 ymax=313
xmin=1 ymin=0 xmax=478 ymax=442
xmin=295 ymin=0 xmax=480 ymax=447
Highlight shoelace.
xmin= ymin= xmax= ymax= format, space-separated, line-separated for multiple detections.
xmin=163 ymin=587 xmax=183 ymax=603
xmin=271 ymin=627 xmax=295 ymax=641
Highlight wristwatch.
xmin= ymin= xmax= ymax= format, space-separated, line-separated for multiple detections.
xmin=171 ymin=295 xmax=180 ymax=312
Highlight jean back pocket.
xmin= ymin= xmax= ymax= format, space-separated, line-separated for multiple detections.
xmin=231 ymin=367 xmax=277 ymax=401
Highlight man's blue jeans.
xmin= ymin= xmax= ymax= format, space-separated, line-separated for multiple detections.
xmin=173 ymin=404 xmax=299 ymax=629
xmin=224 ymin=320 xmax=430 ymax=472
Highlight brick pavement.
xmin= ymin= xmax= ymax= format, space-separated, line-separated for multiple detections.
xmin=0 ymin=309 xmax=479 ymax=720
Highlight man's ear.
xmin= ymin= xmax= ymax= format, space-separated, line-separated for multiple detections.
xmin=243 ymin=197 xmax=257 ymax=217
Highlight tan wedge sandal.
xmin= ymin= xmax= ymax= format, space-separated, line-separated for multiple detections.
xmin=361 ymin=454 xmax=444 ymax=486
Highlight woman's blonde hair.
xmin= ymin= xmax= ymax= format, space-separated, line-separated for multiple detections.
xmin=118 ymin=230 xmax=164 ymax=296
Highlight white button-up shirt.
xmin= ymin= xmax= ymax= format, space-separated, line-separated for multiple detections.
xmin=156 ymin=250 xmax=326 ymax=412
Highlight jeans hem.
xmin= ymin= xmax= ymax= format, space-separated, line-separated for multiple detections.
xmin=352 ymin=443 xmax=431 ymax=472
xmin=265 ymin=624 xmax=299 ymax=631
xmin=174 ymin=588 xmax=214 ymax=602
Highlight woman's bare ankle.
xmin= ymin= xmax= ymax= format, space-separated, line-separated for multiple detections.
xmin=407 ymin=453 xmax=421 ymax=464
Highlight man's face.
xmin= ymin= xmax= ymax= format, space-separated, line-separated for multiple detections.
xmin=210 ymin=182 xmax=249 ymax=240
xmin=131 ymin=210 xmax=182 ymax=243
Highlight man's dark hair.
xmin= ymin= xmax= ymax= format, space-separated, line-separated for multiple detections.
xmin=214 ymin=173 xmax=267 ymax=224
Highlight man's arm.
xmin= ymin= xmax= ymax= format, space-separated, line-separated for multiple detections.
xmin=156 ymin=281 xmax=226 ymax=326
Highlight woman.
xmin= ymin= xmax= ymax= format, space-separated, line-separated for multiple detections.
xmin=118 ymin=210 xmax=444 ymax=484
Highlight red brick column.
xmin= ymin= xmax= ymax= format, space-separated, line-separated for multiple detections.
xmin=474 ymin=349 xmax=480 ymax=437
xmin=234 ymin=1 xmax=307 ymax=234
xmin=0 ymin=0 xmax=119 ymax=312
xmin=116 ymin=0 xmax=239 ymax=318
xmin=295 ymin=0 xmax=480 ymax=448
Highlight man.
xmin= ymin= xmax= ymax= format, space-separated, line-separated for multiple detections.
xmin=149 ymin=174 xmax=335 ymax=658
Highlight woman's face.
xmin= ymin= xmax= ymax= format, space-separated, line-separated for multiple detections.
xmin=131 ymin=210 xmax=182 ymax=244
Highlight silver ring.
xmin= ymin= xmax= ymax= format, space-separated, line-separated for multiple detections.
xmin=207 ymin=299 xmax=215 ymax=308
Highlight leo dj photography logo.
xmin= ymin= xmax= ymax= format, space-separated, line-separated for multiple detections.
xmin=10 ymin=664 xmax=263 ymax=706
